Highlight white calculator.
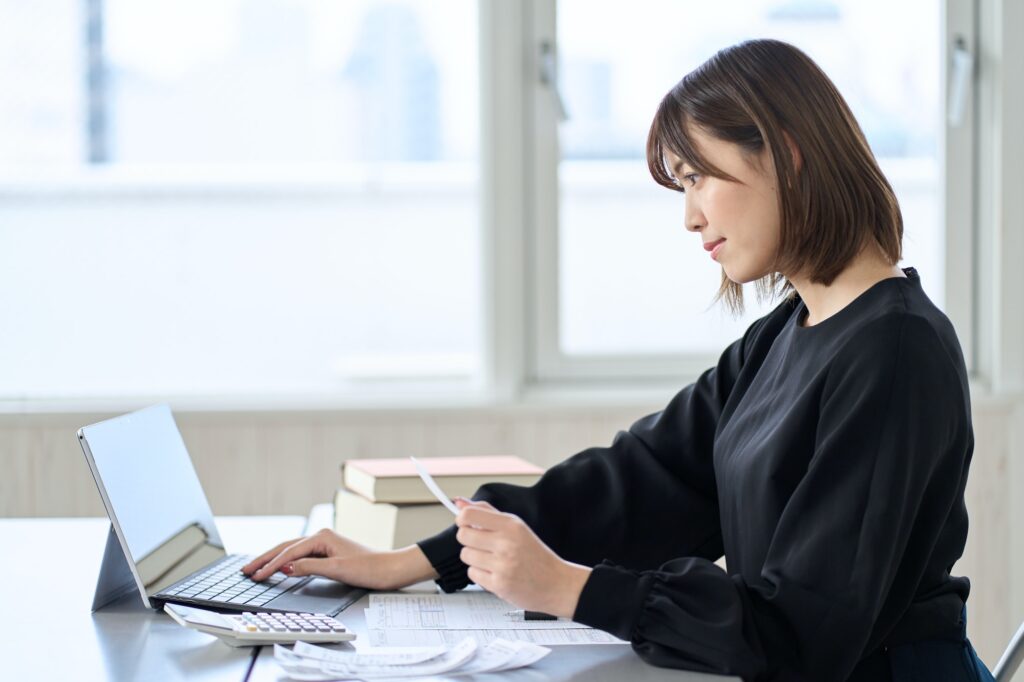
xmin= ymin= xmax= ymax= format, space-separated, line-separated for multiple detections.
xmin=164 ymin=603 xmax=357 ymax=647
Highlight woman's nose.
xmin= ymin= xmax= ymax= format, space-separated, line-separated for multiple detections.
xmin=684 ymin=196 xmax=705 ymax=233
xmin=685 ymin=208 xmax=706 ymax=233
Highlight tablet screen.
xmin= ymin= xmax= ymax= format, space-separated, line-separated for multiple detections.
xmin=79 ymin=404 xmax=225 ymax=596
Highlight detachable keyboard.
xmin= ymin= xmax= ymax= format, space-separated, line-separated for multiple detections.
xmin=156 ymin=554 xmax=307 ymax=609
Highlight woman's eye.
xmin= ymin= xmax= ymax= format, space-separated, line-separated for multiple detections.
xmin=683 ymin=173 xmax=700 ymax=187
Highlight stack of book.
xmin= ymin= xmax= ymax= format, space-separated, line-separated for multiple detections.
xmin=333 ymin=456 xmax=545 ymax=551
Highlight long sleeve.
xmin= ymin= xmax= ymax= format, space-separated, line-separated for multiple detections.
xmin=572 ymin=313 xmax=973 ymax=681
xmin=416 ymin=312 xmax=775 ymax=593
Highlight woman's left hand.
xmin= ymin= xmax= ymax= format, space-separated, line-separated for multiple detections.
xmin=454 ymin=497 xmax=592 ymax=619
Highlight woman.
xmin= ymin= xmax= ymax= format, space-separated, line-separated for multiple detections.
xmin=243 ymin=40 xmax=993 ymax=681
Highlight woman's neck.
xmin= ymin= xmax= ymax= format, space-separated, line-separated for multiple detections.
xmin=788 ymin=249 xmax=906 ymax=327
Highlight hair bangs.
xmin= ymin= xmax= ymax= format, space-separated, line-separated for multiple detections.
xmin=647 ymin=91 xmax=737 ymax=193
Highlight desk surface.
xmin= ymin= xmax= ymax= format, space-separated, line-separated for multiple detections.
xmin=2 ymin=515 xmax=734 ymax=681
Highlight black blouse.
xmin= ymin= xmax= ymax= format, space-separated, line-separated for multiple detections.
xmin=417 ymin=267 xmax=974 ymax=681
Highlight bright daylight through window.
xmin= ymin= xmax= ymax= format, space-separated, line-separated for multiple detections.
xmin=0 ymin=0 xmax=480 ymax=401
xmin=556 ymin=0 xmax=942 ymax=357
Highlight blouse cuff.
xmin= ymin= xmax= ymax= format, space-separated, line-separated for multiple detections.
xmin=416 ymin=524 xmax=471 ymax=593
xmin=572 ymin=560 xmax=655 ymax=642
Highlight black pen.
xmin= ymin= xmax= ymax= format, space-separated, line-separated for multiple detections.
xmin=504 ymin=609 xmax=559 ymax=621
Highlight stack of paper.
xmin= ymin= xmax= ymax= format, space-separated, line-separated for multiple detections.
xmin=274 ymin=637 xmax=550 ymax=680
xmin=362 ymin=592 xmax=628 ymax=647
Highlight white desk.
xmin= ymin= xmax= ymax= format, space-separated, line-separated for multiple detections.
xmin=248 ymin=588 xmax=735 ymax=682
xmin=1 ymin=515 xmax=735 ymax=681
xmin=2 ymin=516 xmax=309 ymax=681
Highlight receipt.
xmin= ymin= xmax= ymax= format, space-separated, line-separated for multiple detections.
xmin=410 ymin=456 xmax=460 ymax=515
xmin=275 ymin=638 xmax=551 ymax=681
xmin=275 ymin=637 xmax=478 ymax=679
xmin=290 ymin=641 xmax=445 ymax=666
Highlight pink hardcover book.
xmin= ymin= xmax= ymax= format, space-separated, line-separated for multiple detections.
xmin=341 ymin=456 xmax=544 ymax=503
xmin=347 ymin=456 xmax=542 ymax=477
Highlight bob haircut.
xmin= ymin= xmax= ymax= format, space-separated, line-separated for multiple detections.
xmin=646 ymin=39 xmax=903 ymax=312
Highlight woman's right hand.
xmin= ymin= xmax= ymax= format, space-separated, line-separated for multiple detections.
xmin=240 ymin=529 xmax=439 ymax=591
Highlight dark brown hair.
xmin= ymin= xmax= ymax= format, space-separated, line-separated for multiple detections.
xmin=646 ymin=39 xmax=903 ymax=312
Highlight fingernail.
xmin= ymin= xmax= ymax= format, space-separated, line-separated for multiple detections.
xmin=281 ymin=563 xmax=293 ymax=575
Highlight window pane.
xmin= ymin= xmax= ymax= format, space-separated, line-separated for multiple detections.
xmin=0 ymin=188 xmax=480 ymax=398
xmin=104 ymin=0 xmax=477 ymax=164
xmin=0 ymin=0 xmax=83 ymax=167
xmin=0 ymin=0 xmax=481 ymax=401
xmin=558 ymin=0 xmax=942 ymax=356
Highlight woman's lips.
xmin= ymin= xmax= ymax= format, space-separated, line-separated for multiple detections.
xmin=704 ymin=238 xmax=726 ymax=261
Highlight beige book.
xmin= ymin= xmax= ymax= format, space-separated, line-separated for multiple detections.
xmin=342 ymin=455 xmax=543 ymax=504
xmin=333 ymin=488 xmax=455 ymax=551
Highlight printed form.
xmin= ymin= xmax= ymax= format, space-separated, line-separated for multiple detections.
xmin=364 ymin=592 xmax=627 ymax=647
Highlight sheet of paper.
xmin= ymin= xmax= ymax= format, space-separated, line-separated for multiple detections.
xmin=367 ymin=592 xmax=590 ymax=630
xmin=368 ymin=627 xmax=628 ymax=647
xmin=491 ymin=640 xmax=555 ymax=671
xmin=409 ymin=456 xmax=460 ymax=515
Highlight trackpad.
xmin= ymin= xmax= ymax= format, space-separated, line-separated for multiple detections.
xmin=269 ymin=578 xmax=365 ymax=615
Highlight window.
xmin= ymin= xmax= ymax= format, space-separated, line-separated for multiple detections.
xmin=0 ymin=0 xmax=481 ymax=401
xmin=537 ymin=0 xmax=945 ymax=379
xmin=0 ymin=0 xmax=978 ymax=406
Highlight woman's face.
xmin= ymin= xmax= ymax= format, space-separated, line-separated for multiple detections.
xmin=667 ymin=127 xmax=782 ymax=284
